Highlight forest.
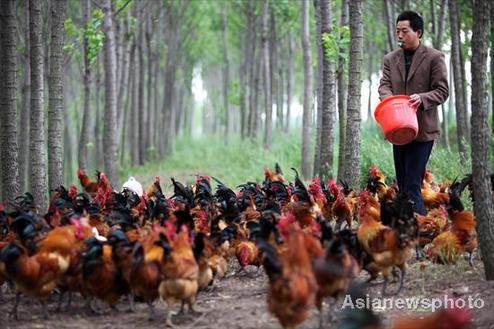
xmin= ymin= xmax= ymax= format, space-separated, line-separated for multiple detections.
xmin=0 ymin=0 xmax=493 ymax=328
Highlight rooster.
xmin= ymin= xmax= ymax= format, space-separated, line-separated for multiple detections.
xmin=357 ymin=191 xmax=417 ymax=295
xmin=158 ymin=226 xmax=199 ymax=327
xmin=428 ymin=180 xmax=477 ymax=265
xmin=257 ymin=229 xmax=318 ymax=329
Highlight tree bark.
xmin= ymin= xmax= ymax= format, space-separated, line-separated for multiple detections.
xmin=29 ymin=0 xmax=47 ymax=210
xmin=0 ymin=0 xmax=21 ymax=209
xmin=448 ymin=0 xmax=468 ymax=160
xmin=491 ymin=3 xmax=494 ymax=135
xmin=94 ymin=55 xmax=103 ymax=167
xmin=78 ymin=0 xmax=91 ymax=171
xmin=137 ymin=0 xmax=146 ymax=165
xmin=337 ymin=0 xmax=349 ymax=180
xmin=383 ymin=0 xmax=396 ymax=53
xmin=102 ymin=0 xmax=119 ymax=187
xmin=145 ymin=10 xmax=154 ymax=156
xmin=285 ymin=30 xmax=294 ymax=133
xmin=319 ymin=0 xmax=338 ymax=181
xmin=470 ymin=0 xmax=494 ymax=281
xmin=262 ymin=0 xmax=272 ymax=150
xmin=47 ymin=0 xmax=67 ymax=194
xmin=222 ymin=3 xmax=231 ymax=142
xmin=343 ymin=0 xmax=363 ymax=190
xmin=247 ymin=3 xmax=258 ymax=138
xmin=270 ymin=11 xmax=282 ymax=130
xmin=313 ymin=0 xmax=323 ymax=177
xmin=18 ymin=0 xmax=31 ymax=193
xmin=301 ymin=0 xmax=313 ymax=179
xmin=130 ymin=41 xmax=139 ymax=165
xmin=117 ymin=15 xmax=130 ymax=153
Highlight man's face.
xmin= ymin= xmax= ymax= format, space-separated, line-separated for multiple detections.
xmin=396 ymin=20 xmax=420 ymax=50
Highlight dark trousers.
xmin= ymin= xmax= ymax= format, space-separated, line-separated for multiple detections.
xmin=393 ymin=140 xmax=434 ymax=215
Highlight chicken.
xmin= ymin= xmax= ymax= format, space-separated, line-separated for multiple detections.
xmin=121 ymin=231 xmax=168 ymax=320
xmin=416 ymin=205 xmax=449 ymax=247
xmin=338 ymin=283 xmax=472 ymax=329
xmin=0 ymin=242 xmax=70 ymax=319
xmin=428 ymin=183 xmax=477 ymax=266
xmin=264 ymin=162 xmax=287 ymax=183
xmin=357 ymin=191 xmax=417 ymax=295
xmin=82 ymin=234 xmax=130 ymax=311
xmin=0 ymin=217 xmax=91 ymax=319
xmin=77 ymin=168 xmax=112 ymax=198
xmin=257 ymin=229 xmax=318 ymax=329
xmin=328 ymin=179 xmax=357 ymax=231
xmin=312 ymin=237 xmax=360 ymax=328
xmin=158 ymin=226 xmax=199 ymax=327
xmin=234 ymin=239 xmax=260 ymax=271
xmin=391 ymin=306 xmax=472 ymax=329
xmin=193 ymin=233 xmax=213 ymax=290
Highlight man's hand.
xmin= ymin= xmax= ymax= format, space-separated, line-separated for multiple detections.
xmin=408 ymin=94 xmax=422 ymax=109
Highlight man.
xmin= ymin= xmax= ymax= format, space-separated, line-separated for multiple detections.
xmin=378 ymin=11 xmax=449 ymax=215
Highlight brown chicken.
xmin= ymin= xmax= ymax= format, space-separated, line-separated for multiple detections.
xmin=158 ymin=226 xmax=199 ymax=327
xmin=328 ymin=179 xmax=357 ymax=231
xmin=257 ymin=229 xmax=318 ymax=329
xmin=312 ymin=237 xmax=360 ymax=327
xmin=357 ymin=191 xmax=417 ymax=295
xmin=193 ymin=233 xmax=214 ymax=290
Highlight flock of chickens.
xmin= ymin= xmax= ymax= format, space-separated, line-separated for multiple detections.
xmin=0 ymin=164 xmax=478 ymax=328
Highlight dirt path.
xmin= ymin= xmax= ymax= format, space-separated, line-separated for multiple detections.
xmin=1 ymin=257 xmax=493 ymax=329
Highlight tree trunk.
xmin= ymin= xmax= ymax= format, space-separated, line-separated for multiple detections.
xmin=432 ymin=0 xmax=447 ymax=50
xmin=102 ymin=0 xmax=119 ymax=187
xmin=29 ymin=0 xmax=47 ymax=210
xmin=247 ymin=6 xmax=258 ymax=138
xmin=262 ymin=0 xmax=272 ymax=150
xmin=313 ymin=0 xmax=323 ymax=177
xmin=94 ymin=55 xmax=103 ymax=167
xmin=285 ymin=30 xmax=294 ymax=132
xmin=47 ymin=0 xmax=66 ymax=194
xmin=343 ymin=0 xmax=363 ymax=190
xmin=319 ymin=0 xmax=338 ymax=181
xmin=130 ymin=42 xmax=139 ymax=165
xmin=78 ymin=0 xmax=91 ymax=171
xmin=337 ymin=0 xmax=349 ymax=180
xmin=0 ymin=0 xmax=20 ymax=209
xmin=251 ymin=33 xmax=262 ymax=139
xmin=117 ymin=15 xmax=130 ymax=152
xmin=270 ymin=11 xmax=282 ymax=130
xmin=137 ymin=1 xmax=146 ymax=165
xmin=222 ymin=3 xmax=231 ymax=142
xmin=18 ymin=0 xmax=31 ymax=193
xmin=491 ymin=3 xmax=494 ymax=135
xmin=145 ymin=11 xmax=154 ymax=156
xmin=470 ymin=0 xmax=494 ymax=281
xmin=301 ymin=0 xmax=313 ymax=179
xmin=448 ymin=0 xmax=468 ymax=160
xmin=383 ymin=0 xmax=396 ymax=53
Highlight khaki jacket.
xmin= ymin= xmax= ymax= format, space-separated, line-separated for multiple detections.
xmin=378 ymin=43 xmax=449 ymax=141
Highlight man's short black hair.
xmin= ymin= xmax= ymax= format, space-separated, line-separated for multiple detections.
xmin=396 ymin=11 xmax=424 ymax=38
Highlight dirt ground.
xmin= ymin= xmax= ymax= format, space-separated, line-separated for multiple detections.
xmin=1 ymin=254 xmax=493 ymax=329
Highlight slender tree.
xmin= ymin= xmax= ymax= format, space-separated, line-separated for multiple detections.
xmin=222 ymin=3 xmax=231 ymax=142
xmin=318 ymin=0 xmax=338 ymax=180
xmin=343 ymin=0 xmax=363 ymax=189
xmin=102 ymin=0 xmax=119 ymax=186
xmin=313 ymin=0 xmax=323 ymax=176
xmin=29 ymin=0 xmax=47 ymax=210
xmin=137 ymin=0 xmax=146 ymax=165
xmin=336 ymin=0 xmax=349 ymax=179
xmin=491 ymin=2 xmax=494 ymax=135
xmin=470 ymin=0 xmax=494 ymax=281
xmin=448 ymin=0 xmax=468 ymax=160
xmin=262 ymin=0 xmax=272 ymax=150
xmin=301 ymin=0 xmax=313 ymax=178
xmin=383 ymin=0 xmax=396 ymax=53
xmin=0 ymin=0 xmax=20 ymax=208
xmin=48 ymin=0 xmax=67 ymax=193
xmin=285 ymin=30 xmax=294 ymax=132
xmin=18 ymin=0 xmax=31 ymax=192
xmin=78 ymin=0 xmax=92 ymax=171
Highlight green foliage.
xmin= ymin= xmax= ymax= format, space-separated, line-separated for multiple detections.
xmin=64 ymin=9 xmax=105 ymax=65
xmin=321 ymin=25 xmax=350 ymax=63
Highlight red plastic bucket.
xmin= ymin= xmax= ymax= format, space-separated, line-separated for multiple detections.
xmin=374 ymin=95 xmax=418 ymax=145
